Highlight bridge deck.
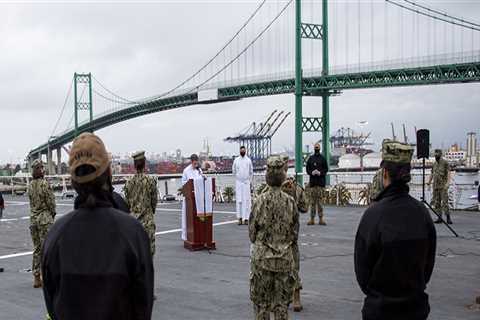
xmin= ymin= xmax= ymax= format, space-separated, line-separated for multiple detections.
xmin=0 ymin=195 xmax=479 ymax=319
xmin=29 ymin=61 xmax=480 ymax=157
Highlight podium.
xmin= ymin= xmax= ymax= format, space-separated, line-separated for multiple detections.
xmin=183 ymin=178 xmax=216 ymax=251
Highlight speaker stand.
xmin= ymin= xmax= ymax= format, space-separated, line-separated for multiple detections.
xmin=420 ymin=157 xmax=458 ymax=237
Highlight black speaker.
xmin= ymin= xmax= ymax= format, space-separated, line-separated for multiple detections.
xmin=416 ymin=129 xmax=430 ymax=159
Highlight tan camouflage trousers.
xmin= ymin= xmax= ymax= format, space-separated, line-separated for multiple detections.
xmin=308 ymin=186 xmax=324 ymax=219
xmin=250 ymin=264 xmax=294 ymax=320
xmin=30 ymin=223 xmax=51 ymax=276
xmin=292 ymin=243 xmax=302 ymax=291
xmin=142 ymin=220 xmax=156 ymax=257
xmin=431 ymin=187 xmax=449 ymax=215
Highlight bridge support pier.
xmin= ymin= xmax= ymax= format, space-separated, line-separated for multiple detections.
xmin=56 ymin=148 xmax=62 ymax=175
xmin=47 ymin=148 xmax=53 ymax=176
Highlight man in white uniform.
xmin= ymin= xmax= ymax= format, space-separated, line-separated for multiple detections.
xmin=181 ymin=154 xmax=203 ymax=240
xmin=232 ymin=146 xmax=253 ymax=225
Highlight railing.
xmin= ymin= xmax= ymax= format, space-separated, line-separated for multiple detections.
xmin=2 ymin=171 xmax=478 ymax=211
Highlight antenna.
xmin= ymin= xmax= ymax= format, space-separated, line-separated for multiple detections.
xmin=391 ymin=123 xmax=397 ymax=141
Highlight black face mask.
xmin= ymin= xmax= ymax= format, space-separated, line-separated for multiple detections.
xmin=314 ymin=148 xmax=320 ymax=154
xmin=435 ymin=156 xmax=441 ymax=162
xmin=240 ymin=152 xmax=246 ymax=157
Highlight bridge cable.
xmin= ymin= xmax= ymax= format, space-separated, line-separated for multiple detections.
xmin=185 ymin=0 xmax=293 ymax=93
xmin=147 ymin=0 xmax=268 ymax=101
xmin=386 ymin=0 xmax=480 ymax=32
xmin=402 ymin=0 xmax=480 ymax=29
xmin=50 ymin=76 xmax=74 ymax=137
xmin=92 ymin=75 xmax=135 ymax=104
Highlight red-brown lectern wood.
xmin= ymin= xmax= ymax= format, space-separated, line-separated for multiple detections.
xmin=182 ymin=179 xmax=216 ymax=251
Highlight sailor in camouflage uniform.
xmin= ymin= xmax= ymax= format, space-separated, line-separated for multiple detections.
xmin=28 ymin=159 xmax=56 ymax=288
xmin=249 ymin=156 xmax=298 ymax=320
xmin=279 ymin=155 xmax=307 ymax=313
xmin=427 ymin=149 xmax=452 ymax=224
xmin=124 ymin=151 xmax=158 ymax=256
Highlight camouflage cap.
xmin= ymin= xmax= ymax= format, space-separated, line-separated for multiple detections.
xmin=434 ymin=149 xmax=442 ymax=155
xmin=266 ymin=155 xmax=285 ymax=169
xmin=382 ymin=140 xmax=413 ymax=164
xmin=31 ymin=159 xmax=43 ymax=169
xmin=69 ymin=133 xmax=110 ymax=184
xmin=280 ymin=154 xmax=289 ymax=162
xmin=132 ymin=150 xmax=146 ymax=161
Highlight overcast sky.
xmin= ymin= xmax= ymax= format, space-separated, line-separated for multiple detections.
xmin=0 ymin=0 xmax=479 ymax=164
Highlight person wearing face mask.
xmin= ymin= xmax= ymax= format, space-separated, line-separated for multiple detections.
xmin=305 ymin=142 xmax=329 ymax=225
xmin=427 ymin=149 xmax=452 ymax=224
xmin=354 ymin=140 xmax=437 ymax=320
xmin=232 ymin=146 xmax=253 ymax=225
xmin=181 ymin=154 xmax=203 ymax=240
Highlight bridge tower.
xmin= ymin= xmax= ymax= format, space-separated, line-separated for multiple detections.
xmin=73 ymin=72 xmax=93 ymax=137
xmin=295 ymin=0 xmax=330 ymax=184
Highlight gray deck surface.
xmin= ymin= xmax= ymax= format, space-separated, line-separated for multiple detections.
xmin=0 ymin=194 xmax=479 ymax=320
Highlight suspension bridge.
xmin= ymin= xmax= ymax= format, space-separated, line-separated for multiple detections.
xmin=27 ymin=0 xmax=480 ymax=179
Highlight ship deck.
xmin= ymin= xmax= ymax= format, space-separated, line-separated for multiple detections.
xmin=0 ymin=194 xmax=479 ymax=320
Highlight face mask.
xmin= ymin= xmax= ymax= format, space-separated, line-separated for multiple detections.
xmin=314 ymin=148 xmax=320 ymax=154
xmin=435 ymin=156 xmax=441 ymax=161
xmin=240 ymin=151 xmax=246 ymax=157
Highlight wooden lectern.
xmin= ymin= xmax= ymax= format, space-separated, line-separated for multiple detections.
xmin=183 ymin=178 xmax=216 ymax=251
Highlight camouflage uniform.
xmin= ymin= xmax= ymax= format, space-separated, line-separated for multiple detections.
xmin=280 ymin=178 xmax=307 ymax=292
xmin=124 ymin=173 xmax=158 ymax=256
xmin=249 ymin=157 xmax=297 ymax=320
xmin=431 ymin=157 xmax=450 ymax=219
xmin=307 ymin=186 xmax=324 ymax=220
xmin=255 ymin=183 xmax=269 ymax=196
xmin=28 ymin=178 xmax=56 ymax=278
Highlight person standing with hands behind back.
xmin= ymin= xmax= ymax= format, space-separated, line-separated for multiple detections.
xmin=306 ymin=143 xmax=328 ymax=225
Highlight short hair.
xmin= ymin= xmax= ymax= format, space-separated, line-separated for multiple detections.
xmin=72 ymin=167 xmax=111 ymax=209
xmin=134 ymin=158 xmax=146 ymax=172
xmin=381 ymin=160 xmax=411 ymax=184
xmin=240 ymin=146 xmax=246 ymax=150
xmin=190 ymin=154 xmax=199 ymax=161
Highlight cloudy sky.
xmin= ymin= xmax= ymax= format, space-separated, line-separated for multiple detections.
xmin=0 ymin=0 xmax=479 ymax=164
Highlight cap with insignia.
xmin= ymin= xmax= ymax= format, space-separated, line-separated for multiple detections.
xmin=69 ymin=133 xmax=110 ymax=184
xmin=434 ymin=149 xmax=442 ymax=155
xmin=132 ymin=151 xmax=146 ymax=161
xmin=31 ymin=159 xmax=43 ymax=169
xmin=381 ymin=140 xmax=413 ymax=164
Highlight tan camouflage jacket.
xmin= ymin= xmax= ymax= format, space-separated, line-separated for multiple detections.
xmin=28 ymin=178 xmax=56 ymax=225
xmin=124 ymin=173 xmax=158 ymax=221
xmin=249 ymin=187 xmax=298 ymax=272
xmin=432 ymin=159 xmax=449 ymax=189
xmin=281 ymin=179 xmax=307 ymax=213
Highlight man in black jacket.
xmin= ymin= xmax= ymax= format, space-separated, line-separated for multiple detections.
xmin=306 ymin=143 xmax=328 ymax=225
xmin=354 ymin=140 xmax=436 ymax=320
xmin=42 ymin=133 xmax=153 ymax=320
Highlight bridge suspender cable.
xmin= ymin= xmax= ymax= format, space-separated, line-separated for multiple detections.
xmin=147 ymin=0 xmax=268 ymax=101
xmin=386 ymin=0 xmax=480 ymax=32
xmin=402 ymin=0 xmax=480 ymax=29
xmin=185 ymin=0 xmax=294 ymax=94
xmin=50 ymin=77 xmax=74 ymax=138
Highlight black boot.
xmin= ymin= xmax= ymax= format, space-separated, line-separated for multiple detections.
xmin=446 ymin=213 xmax=453 ymax=224
xmin=434 ymin=215 xmax=443 ymax=224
